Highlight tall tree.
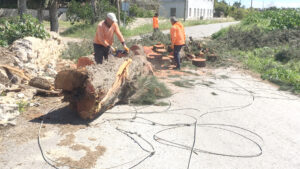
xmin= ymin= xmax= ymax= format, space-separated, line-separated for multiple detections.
xmin=91 ymin=0 xmax=97 ymax=24
xmin=49 ymin=0 xmax=59 ymax=32
xmin=18 ymin=0 xmax=27 ymax=19
xmin=38 ymin=0 xmax=49 ymax=23
xmin=117 ymin=0 xmax=120 ymax=25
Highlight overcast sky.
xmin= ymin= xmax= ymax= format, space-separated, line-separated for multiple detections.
xmin=224 ymin=0 xmax=300 ymax=8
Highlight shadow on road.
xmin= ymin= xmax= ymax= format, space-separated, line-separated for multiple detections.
xmin=29 ymin=106 xmax=100 ymax=125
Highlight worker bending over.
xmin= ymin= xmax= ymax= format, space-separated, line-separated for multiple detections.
xmin=93 ymin=13 xmax=129 ymax=64
xmin=170 ymin=16 xmax=186 ymax=70
xmin=153 ymin=13 xmax=159 ymax=32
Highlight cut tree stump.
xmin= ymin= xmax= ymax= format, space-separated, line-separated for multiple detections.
xmin=55 ymin=45 xmax=151 ymax=120
xmin=192 ymin=58 xmax=206 ymax=67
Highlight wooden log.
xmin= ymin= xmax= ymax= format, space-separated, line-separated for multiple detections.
xmin=207 ymin=54 xmax=218 ymax=62
xmin=192 ymin=58 xmax=206 ymax=67
xmin=54 ymin=46 xmax=151 ymax=120
xmin=29 ymin=77 xmax=52 ymax=90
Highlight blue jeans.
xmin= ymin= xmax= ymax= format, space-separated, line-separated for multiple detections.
xmin=174 ymin=45 xmax=184 ymax=69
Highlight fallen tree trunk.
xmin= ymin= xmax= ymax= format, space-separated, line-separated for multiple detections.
xmin=54 ymin=46 xmax=151 ymax=120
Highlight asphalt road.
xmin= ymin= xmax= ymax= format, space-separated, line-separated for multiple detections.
xmin=162 ymin=21 xmax=239 ymax=39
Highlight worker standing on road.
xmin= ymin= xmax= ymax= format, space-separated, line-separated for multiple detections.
xmin=170 ymin=16 xmax=186 ymax=70
xmin=153 ymin=13 xmax=159 ymax=32
xmin=93 ymin=13 xmax=129 ymax=64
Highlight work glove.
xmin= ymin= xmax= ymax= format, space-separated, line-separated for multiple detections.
xmin=123 ymin=45 xmax=129 ymax=53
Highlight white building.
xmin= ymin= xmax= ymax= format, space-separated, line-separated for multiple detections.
xmin=159 ymin=0 xmax=214 ymax=20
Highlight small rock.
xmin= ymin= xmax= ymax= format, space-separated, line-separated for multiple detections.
xmin=17 ymin=93 xmax=25 ymax=98
xmin=0 ymin=103 xmax=20 ymax=126
xmin=29 ymin=102 xmax=40 ymax=107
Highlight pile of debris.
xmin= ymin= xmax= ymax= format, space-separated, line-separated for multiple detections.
xmin=143 ymin=40 xmax=217 ymax=69
xmin=0 ymin=32 xmax=67 ymax=126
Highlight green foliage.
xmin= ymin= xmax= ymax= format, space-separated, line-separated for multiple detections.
xmin=129 ymin=4 xmax=154 ymax=18
xmin=17 ymin=100 xmax=29 ymax=113
xmin=243 ymin=48 xmax=300 ymax=93
xmin=60 ymin=40 xmax=93 ymax=61
xmin=0 ymin=15 xmax=49 ymax=47
xmin=210 ymin=9 xmax=300 ymax=93
xmin=67 ymin=0 xmax=133 ymax=25
xmin=67 ymin=0 xmax=93 ymax=24
xmin=242 ymin=10 xmax=300 ymax=30
xmin=131 ymin=76 xmax=171 ymax=105
xmin=214 ymin=0 xmax=249 ymax=20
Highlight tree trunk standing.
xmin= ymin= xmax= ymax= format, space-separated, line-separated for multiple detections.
xmin=38 ymin=1 xmax=44 ymax=23
xmin=49 ymin=0 xmax=59 ymax=32
xmin=18 ymin=0 xmax=27 ymax=20
xmin=117 ymin=0 xmax=121 ymax=26
xmin=91 ymin=0 xmax=97 ymax=24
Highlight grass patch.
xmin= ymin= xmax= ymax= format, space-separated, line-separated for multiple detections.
xmin=154 ymin=101 xmax=170 ymax=106
xmin=242 ymin=48 xmax=300 ymax=93
xmin=131 ymin=76 xmax=172 ymax=105
xmin=172 ymin=80 xmax=195 ymax=88
xmin=17 ymin=100 xmax=28 ymax=113
xmin=60 ymin=40 xmax=93 ymax=61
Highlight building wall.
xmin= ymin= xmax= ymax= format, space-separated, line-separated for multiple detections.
xmin=187 ymin=0 xmax=214 ymax=19
xmin=159 ymin=0 xmax=186 ymax=18
xmin=159 ymin=0 xmax=214 ymax=19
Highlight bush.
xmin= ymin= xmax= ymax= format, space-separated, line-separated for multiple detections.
xmin=67 ymin=0 xmax=93 ymax=24
xmin=60 ymin=40 xmax=93 ymax=61
xmin=0 ymin=15 xmax=49 ymax=47
xmin=129 ymin=4 xmax=154 ymax=18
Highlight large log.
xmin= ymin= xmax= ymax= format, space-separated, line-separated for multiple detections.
xmin=54 ymin=45 xmax=151 ymax=120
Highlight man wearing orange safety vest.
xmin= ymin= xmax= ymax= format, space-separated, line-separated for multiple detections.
xmin=94 ymin=13 xmax=129 ymax=64
xmin=170 ymin=16 xmax=186 ymax=70
xmin=153 ymin=13 xmax=159 ymax=32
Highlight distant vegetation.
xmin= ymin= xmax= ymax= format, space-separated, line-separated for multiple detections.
xmin=210 ymin=9 xmax=300 ymax=93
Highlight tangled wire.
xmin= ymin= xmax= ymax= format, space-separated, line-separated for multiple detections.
xmin=38 ymin=73 xmax=299 ymax=169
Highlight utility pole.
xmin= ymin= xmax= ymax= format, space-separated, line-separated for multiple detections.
xmin=251 ymin=0 xmax=253 ymax=9
xmin=184 ymin=0 xmax=187 ymax=22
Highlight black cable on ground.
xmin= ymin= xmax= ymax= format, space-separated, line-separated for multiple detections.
xmin=37 ymin=74 xmax=300 ymax=169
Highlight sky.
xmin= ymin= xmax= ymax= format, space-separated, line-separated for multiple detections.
xmin=224 ymin=0 xmax=300 ymax=8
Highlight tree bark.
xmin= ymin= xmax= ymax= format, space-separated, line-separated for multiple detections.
xmin=117 ymin=0 xmax=121 ymax=26
xmin=18 ymin=0 xmax=27 ymax=19
xmin=38 ymin=0 xmax=45 ymax=23
xmin=54 ymin=46 xmax=152 ymax=120
xmin=49 ymin=0 xmax=59 ymax=32
xmin=91 ymin=0 xmax=97 ymax=24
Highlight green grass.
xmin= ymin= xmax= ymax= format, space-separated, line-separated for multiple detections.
xmin=61 ymin=18 xmax=235 ymax=39
xmin=235 ymin=48 xmax=300 ymax=93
